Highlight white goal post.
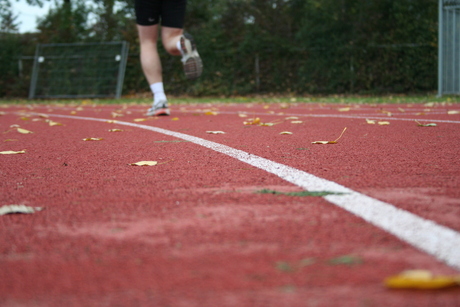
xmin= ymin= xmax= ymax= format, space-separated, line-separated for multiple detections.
xmin=29 ymin=41 xmax=129 ymax=99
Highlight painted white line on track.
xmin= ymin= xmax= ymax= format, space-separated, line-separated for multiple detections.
xmin=42 ymin=113 xmax=460 ymax=270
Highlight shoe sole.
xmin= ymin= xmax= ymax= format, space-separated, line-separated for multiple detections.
xmin=180 ymin=34 xmax=203 ymax=79
xmin=146 ymin=107 xmax=170 ymax=116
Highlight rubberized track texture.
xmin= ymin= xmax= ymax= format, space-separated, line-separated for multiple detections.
xmin=1 ymin=102 xmax=460 ymax=306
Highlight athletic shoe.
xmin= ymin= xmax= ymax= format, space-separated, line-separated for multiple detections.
xmin=146 ymin=100 xmax=170 ymax=116
xmin=180 ymin=33 xmax=203 ymax=79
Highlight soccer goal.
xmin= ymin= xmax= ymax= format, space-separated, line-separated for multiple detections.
xmin=29 ymin=41 xmax=129 ymax=99
xmin=439 ymin=0 xmax=460 ymax=96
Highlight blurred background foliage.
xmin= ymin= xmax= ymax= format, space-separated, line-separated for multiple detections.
xmin=0 ymin=0 xmax=438 ymax=98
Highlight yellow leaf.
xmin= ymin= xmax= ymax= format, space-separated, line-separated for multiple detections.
xmin=447 ymin=110 xmax=460 ymax=115
xmin=20 ymin=117 xmax=30 ymax=121
xmin=366 ymin=119 xmax=376 ymax=124
xmin=17 ymin=128 xmax=33 ymax=134
xmin=204 ymin=111 xmax=218 ymax=115
xmin=82 ymin=137 xmax=103 ymax=141
xmin=398 ymin=108 xmax=405 ymax=112
xmin=48 ymin=120 xmax=63 ymax=126
xmin=259 ymin=122 xmax=275 ymax=126
xmin=384 ymin=270 xmax=460 ymax=289
xmin=378 ymin=121 xmax=390 ymax=125
xmin=312 ymin=127 xmax=347 ymax=144
xmin=263 ymin=105 xmax=270 ymax=109
xmin=285 ymin=116 xmax=298 ymax=120
xmin=244 ymin=118 xmax=261 ymax=125
xmin=70 ymin=111 xmax=77 ymax=115
xmin=206 ymin=131 xmax=225 ymax=134
xmin=0 ymin=150 xmax=26 ymax=154
xmin=108 ymin=129 xmax=123 ymax=132
xmin=238 ymin=113 xmax=248 ymax=118
xmin=130 ymin=161 xmax=158 ymax=166
xmin=338 ymin=107 xmax=350 ymax=112
xmin=280 ymin=131 xmax=293 ymax=135
xmin=171 ymin=117 xmax=180 ymax=121
xmin=291 ymin=120 xmax=303 ymax=124
xmin=106 ymin=120 xmax=117 ymax=124
xmin=133 ymin=118 xmax=147 ymax=122
xmin=3 ymin=139 xmax=18 ymax=142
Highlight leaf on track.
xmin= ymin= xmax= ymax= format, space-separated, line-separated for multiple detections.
xmin=206 ymin=131 xmax=225 ymax=134
xmin=129 ymin=161 xmax=158 ymax=166
xmin=338 ymin=107 xmax=350 ymax=112
xmin=415 ymin=120 xmax=437 ymax=127
xmin=312 ymin=127 xmax=347 ymax=144
xmin=0 ymin=205 xmax=43 ymax=215
xmin=133 ymin=118 xmax=147 ymax=122
xmin=204 ymin=111 xmax=219 ymax=115
xmin=378 ymin=121 xmax=390 ymax=125
xmin=17 ymin=128 xmax=33 ymax=134
xmin=244 ymin=118 xmax=261 ymax=125
xmin=0 ymin=150 xmax=26 ymax=154
xmin=384 ymin=270 xmax=460 ymax=289
xmin=108 ymin=129 xmax=124 ymax=132
xmin=285 ymin=116 xmax=298 ymax=120
xmin=366 ymin=119 xmax=376 ymax=124
xmin=82 ymin=137 xmax=103 ymax=141
xmin=279 ymin=131 xmax=293 ymax=135
xmin=171 ymin=117 xmax=180 ymax=121
xmin=257 ymin=189 xmax=344 ymax=197
xmin=106 ymin=120 xmax=118 ymax=124
xmin=47 ymin=120 xmax=63 ymax=126
xmin=447 ymin=110 xmax=460 ymax=115
xmin=291 ymin=120 xmax=303 ymax=124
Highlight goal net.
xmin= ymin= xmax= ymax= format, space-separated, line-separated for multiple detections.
xmin=29 ymin=41 xmax=129 ymax=99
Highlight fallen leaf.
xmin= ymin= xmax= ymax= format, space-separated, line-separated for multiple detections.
xmin=291 ymin=121 xmax=303 ymax=124
xmin=285 ymin=117 xmax=299 ymax=120
xmin=108 ymin=129 xmax=124 ymax=132
xmin=106 ymin=120 xmax=117 ymax=123
xmin=259 ymin=122 xmax=275 ymax=126
xmin=3 ymin=139 xmax=18 ymax=142
xmin=384 ymin=270 xmax=460 ymax=289
xmin=238 ymin=113 xmax=248 ymax=118
xmin=171 ymin=117 xmax=180 ymax=121
xmin=0 ymin=150 xmax=26 ymax=154
xmin=398 ymin=108 xmax=405 ymax=112
xmin=338 ymin=107 xmax=350 ymax=112
xmin=37 ymin=114 xmax=49 ymax=118
xmin=204 ymin=111 xmax=218 ymax=115
xmin=20 ymin=117 xmax=30 ymax=121
xmin=312 ymin=127 xmax=347 ymax=144
xmin=244 ymin=118 xmax=261 ymax=125
xmin=0 ymin=205 xmax=43 ymax=215
xmin=133 ymin=118 xmax=147 ymax=122
xmin=70 ymin=111 xmax=77 ymax=115
xmin=415 ymin=120 xmax=437 ymax=127
xmin=280 ymin=131 xmax=293 ymax=135
xmin=82 ymin=137 xmax=103 ymax=141
xmin=17 ymin=128 xmax=33 ymax=134
xmin=378 ymin=121 xmax=390 ymax=125
xmin=130 ymin=161 xmax=158 ymax=166
xmin=447 ymin=110 xmax=460 ymax=115
xmin=111 ymin=112 xmax=124 ymax=118
xmin=47 ymin=120 xmax=63 ymax=126
xmin=366 ymin=119 xmax=376 ymax=124
xmin=206 ymin=131 xmax=225 ymax=134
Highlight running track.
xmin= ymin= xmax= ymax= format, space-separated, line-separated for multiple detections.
xmin=1 ymin=101 xmax=460 ymax=306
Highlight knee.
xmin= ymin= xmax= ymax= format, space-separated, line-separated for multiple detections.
xmin=163 ymin=40 xmax=181 ymax=56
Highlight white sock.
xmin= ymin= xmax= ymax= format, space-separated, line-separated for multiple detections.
xmin=150 ymin=82 xmax=167 ymax=105
xmin=176 ymin=40 xmax=184 ymax=56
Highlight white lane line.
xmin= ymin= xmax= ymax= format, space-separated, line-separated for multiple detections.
xmin=43 ymin=113 xmax=460 ymax=270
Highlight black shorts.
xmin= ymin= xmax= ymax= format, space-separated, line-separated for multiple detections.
xmin=135 ymin=0 xmax=187 ymax=28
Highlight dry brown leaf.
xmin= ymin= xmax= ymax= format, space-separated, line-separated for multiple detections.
xmin=384 ymin=270 xmax=460 ymax=289
xmin=130 ymin=161 xmax=158 ymax=166
xmin=415 ymin=120 xmax=437 ymax=127
xmin=0 ymin=150 xmax=26 ymax=154
xmin=244 ymin=118 xmax=261 ymax=125
xmin=312 ymin=127 xmax=347 ymax=144
xmin=0 ymin=205 xmax=43 ymax=215
xmin=17 ymin=128 xmax=33 ymax=134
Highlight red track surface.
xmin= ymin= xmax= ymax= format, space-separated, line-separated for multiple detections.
xmin=1 ymin=101 xmax=460 ymax=306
